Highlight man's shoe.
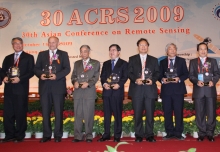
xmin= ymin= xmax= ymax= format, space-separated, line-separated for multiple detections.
xmin=135 ymin=137 xmax=143 ymax=142
xmin=197 ymin=136 xmax=204 ymax=142
xmin=86 ymin=139 xmax=92 ymax=143
xmin=162 ymin=134 xmax=174 ymax=140
xmin=40 ymin=137 xmax=51 ymax=143
xmin=0 ymin=138 xmax=16 ymax=143
xmin=175 ymin=135 xmax=185 ymax=140
xmin=72 ymin=139 xmax=82 ymax=142
xmin=14 ymin=138 xmax=24 ymax=143
xmin=114 ymin=137 xmax=120 ymax=142
xmin=207 ymin=136 xmax=215 ymax=142
xmin=97 ymin=137 xmax=110 ymax=142
xmin=54 ymin=137 xmax=61 ymax=142
xmin=146 ymin=136 xmax=156 ymax=142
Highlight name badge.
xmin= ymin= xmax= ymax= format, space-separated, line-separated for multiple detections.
xmin=198 ymin=74 xmax=204 ymax=81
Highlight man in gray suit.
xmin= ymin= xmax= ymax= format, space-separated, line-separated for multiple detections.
xmin=71 ymin=45 xmax=100 ymax=143
xmin=35 ymin=36 xmax=70 ymax=143
xmin=189 ymin=42 xmax=219 ymax=142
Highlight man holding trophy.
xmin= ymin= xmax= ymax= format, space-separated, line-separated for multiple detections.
xmin=98 ymin=44 xmax=128 ymax=142
xmin=189 ymin=42 xmax=220 ymax=142
xmin=128 ymin=38 xmax=160 ymax=142
xmin=34 ymin=36 xmax=70 ymax=143
xmin=159 ymin=43 xmax=189 ymax=140
xmin=0 ymin=37 xmax=34 ymax=143
xmin=71 ymin=45 xmax=100 ymax=143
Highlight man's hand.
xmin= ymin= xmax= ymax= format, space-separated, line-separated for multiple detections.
xmin=145 ymin=79 xmax=152 ymax=85
xmin=208 ymin=81 xmax=214 ymax=87
xmin=135 ymin=78 xmax=143 ymax=85
xmin=81 ymin=82 xmax=89 ymax=89
xmin=11 ymin=77 xmax=20 ymax=83
xmin=49 ymin=74 xmax=56 ymax=80
xmin=104 ymin=83 xmax=110 ymax=90
xmin=197 ymin=80 xmax=204 ymax=87
xmin=41 ymin=74 xmax=47 ymax=80
xmin=162 ymin=78 xmax=169 ymax=84
xmin=173 ymin=77 xmax=180 ymax=83
xmin=74 ymin=82 xmax=79 ymax=89
xmin=3 ymin=77 xmax=9 ymax=83
xmin=112 ymin=84 xmax=120 ymax=90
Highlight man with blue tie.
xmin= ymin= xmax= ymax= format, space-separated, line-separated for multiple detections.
xmin=159 ymin=43 xmax=188 ymax=140
xmin=98 ymin=44 xmax=128 ymax=142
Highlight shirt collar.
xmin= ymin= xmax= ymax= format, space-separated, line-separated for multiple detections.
xmin=112 ymin=57 xmax=119 ymax=62
xmin=14 ymin=51 xmax=23 ymax=56
xmin=83 ymin=58 xmax=90 ymax=63
xmin=199 ymin=57 xmax=207 ymax=60
xmin=139 ymin=54 xmax=147 ymax=58
xmin=168 ymin=56 xmax=176 ymax=60
xmin=49 ymin=49 xmax=57 ymax=54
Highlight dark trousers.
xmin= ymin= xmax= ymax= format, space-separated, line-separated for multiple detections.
xmin=40 ymin=93 xmax=65 ymax=138
xmin=3 ymin=94 xmax=28 ymax=140
xmin=194 ymin=96 xmax=216 ymax=137
xmin=162 ymin=94 xmax=184 ymax=136
xmin=102 ymin=96 xmax=123 ymax=138
xmin=132 ymin=96 xmax=155 ymax=138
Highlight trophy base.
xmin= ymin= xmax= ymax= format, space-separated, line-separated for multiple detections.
xmin=79 ymin=83 xmax=83 ymax=88
xmin=167 ymin=78 xmax=175 ymax=82
xmin=110 ymin=85 xmax=114 ymax=89
xmin=204 ymin=82 xmax=209 ymax=86
xmin=7 ymin=76 xmax=16 ymax=83
xmin=142 ymin=80 xmax=150 ymax=84
xmin=44 ymin=75 xmax=52 ymax=78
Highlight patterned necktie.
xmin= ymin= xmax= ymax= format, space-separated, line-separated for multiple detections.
xmin=83 ymin=61 xmax=87 ymax=69
xmin=142 ymin=57 xmax=145 ymax=79
xmin=169 ymin=59 xmax=174 ymax=69
xmin=14 ymin=53 xmax=19 ymax=64
xmin=111 ymin=59 xmax=115 ymax=70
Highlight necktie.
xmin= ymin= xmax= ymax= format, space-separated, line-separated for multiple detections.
xmin=111 ymin=59 xmax=115 ymax=70
xmin=83 ymin=61 xmax=87 ymax=69
xmin=142 ymin=57 xmax=145 ymax=79
xmin=169 ymin=59 xmax=174 ymax=69
xmin=14 ymin=53 xmax=19 ymax=64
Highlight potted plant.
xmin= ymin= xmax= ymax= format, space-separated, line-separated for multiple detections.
xmin=0 ymin=116 xmax=5 ymax=139
xmin=93 ymin=115 xmax=101 ymax=138
xmin=122 ymin=116 xmax=133 ymax=137
xmin=25 ymin=117 xmax=33 ymax=138
xmin=33 ymin=116 xmax=43 ymax=138
xmin=51 ymin=117 xmax=55 ymax=138
xmin=63 ymin=117 xmax=73 ymax=138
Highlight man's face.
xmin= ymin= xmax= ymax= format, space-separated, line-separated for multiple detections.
xmin=80 ymin=47 xmax=90 ymax=60
xmin=138 ymin=41 xmax=148 ymax=54
xmin=198 ymin=44 xmax=208 ymax=58
xmin=167 ymin=45 xmax=177 ymax=58
xmin=109 ymin=46 xmax=120 ymax=59
xmin=48 ymin=37 xmax=59 ymax=51
xmin=12 ymin=39 xmax=23 ymax=52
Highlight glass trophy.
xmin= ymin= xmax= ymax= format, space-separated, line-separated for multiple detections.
xmin=198 ymin=63 xmax=212 ymax=86
xmin=77 ymin=72 xmax=89 ymax=88
xmin=106 ymin=73 xmax=120 ymax=89
xmin=7 ymin=66 xmax=20 ymax=83
xmin=139 ymin=68 xmax=152 ymax=84
xmin=165 ymin=68 xmax=178 ymax=82
xmin=44 ymin=64 xmax=56 ymax=78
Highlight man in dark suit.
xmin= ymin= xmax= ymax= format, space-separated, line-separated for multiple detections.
xmin=189 ymin=42 xmax=219 ymax=142
xmin=159 ymin=43 xmax=189 ymax=140
xmin=98 ymin=44 xmax=128 ymax=142
xmin=34 ymin=36 xmax=70 ymax=143
xmin=0 ymin=37 xmax=34 ymax=143
xmin=71 ymin=45 xmax=100 ymax=143
xmin=128 ymin=38 xmax=160 ymax=142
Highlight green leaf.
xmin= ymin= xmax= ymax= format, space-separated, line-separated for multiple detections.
xmin=106 ymin=145 xmax=116 ymax=152
xmin=115 ymin=142 xmax=129 ymax=150
xmin=188 ymin=148 xmax=196 ymax=152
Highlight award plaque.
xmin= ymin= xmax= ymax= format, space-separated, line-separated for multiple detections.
xmin=165 ymin=68 xmax=178 ymax=82
xmin=7 ymin=66 xmax=20 ymax=82
xmin=106 ymin=73 xmax=120 ymax=89
xmin=198 ymin=62 xmax=212 ymax=86
xmin=139 ymin=68 xmax=152 ymax=84
xmin=77 ymin=72 xmax=89 ymax=88
xmin=44 ymin=64 xmax=56 ymax=78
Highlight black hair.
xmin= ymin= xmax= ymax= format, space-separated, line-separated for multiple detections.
xmin=137 ymin=38 xmax=149 ymax=46
xmin=197 ymin=42 xmax=208 ymax=51
xmin=109 ymin=44 xmax=121 ymax=51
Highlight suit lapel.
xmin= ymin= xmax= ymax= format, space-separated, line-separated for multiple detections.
xmin=136 ymin=55 xmax=142 ymax=72
xmin=174 ymin=56 xmax=179 ymax=68
xmin=112 ymin=58 xmax=122 ymax=73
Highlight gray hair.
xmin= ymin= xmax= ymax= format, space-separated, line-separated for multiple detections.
xmin=165 ymin=43 xmax=177 ymax=52
xmin=80 ymin=45 xmax=91 ymax=52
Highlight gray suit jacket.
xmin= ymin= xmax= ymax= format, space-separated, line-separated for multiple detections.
xmin=71 ymin=58 xmax=100 ymax=100
xmin=189 ymin=57 xmax=220 ymax=98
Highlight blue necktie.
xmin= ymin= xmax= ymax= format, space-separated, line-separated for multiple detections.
xmin=170 ymin=59 xmax=174 ymax=68
xmin=111 ymin=59 xmax=115 ymax=70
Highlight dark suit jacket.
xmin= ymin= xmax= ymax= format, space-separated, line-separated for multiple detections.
xmin=189 ymin=57 xmax=220 ymax=98
xmin=159 ymin=56 xmax=189 ymax=97
xmin=2 ymin=51 xmax=35 ymax=95
xmin=34 ymin=50 xmax=70 ymax=95
xmin=128 ymin=54 xmax=160 ymax=98
xmin=71 ymin=58 xmax=100 ymax=100
xmin=100 ymin=58 xmax=128 ymax=97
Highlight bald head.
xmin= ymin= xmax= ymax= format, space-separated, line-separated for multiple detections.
xmin=48 ymin=36 xmax=59 ymax=51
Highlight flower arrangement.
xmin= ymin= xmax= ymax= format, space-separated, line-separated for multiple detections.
xmin=153 ymin=116 xmax=165 ymax=134
xmin=63 ymin=117 xmax=74 ymax=134
xmin=33 ymin=116 xmax=43 ymax=132
xmin=0 ymin=117 xmax=4 ymax=133
xmin=26 ymin=117 xmax=33 ymax=132
xmin=51 ymin=117 xmax=55 ymax=132
xmin=203 ymin=61 xmax=211 ymax=69
xmin=84 ymin=62 xmax=94 ymax=72
xmin=122 ymin=116 xmax=133 ymax=134
xmin=66 ymin=87 xmax=73 ymax=99
xmin=93 ymin=115 xmax=101 ymax=134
